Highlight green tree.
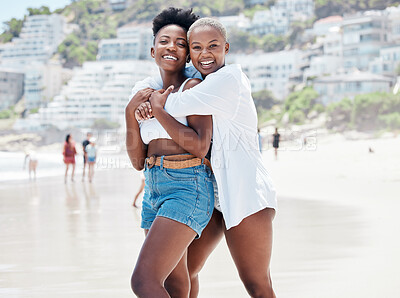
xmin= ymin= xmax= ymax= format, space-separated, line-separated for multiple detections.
xmin=283 ymin=87 xmax=319 ymax=123
xmin=0 ymin=110 xmax=12 ymax=119
xmin=379 ymin=113 xmax=400 ymax=130
xmin=252 ymin=89 xmax=276 ymax=110
xmin=326 ymin=97 xmax=353 ymax=129
xmin=350 ymin=92 xmax=400 ymax=131
xmin=27 ymin=6 xmax=51 ymax=16
xmin=92 ymin=119 xmax=120 ymax=130
xmin=0 ymin=18 xmax=24 ymax=42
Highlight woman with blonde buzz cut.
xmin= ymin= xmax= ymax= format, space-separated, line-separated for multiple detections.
xmin=134 ymin=16 xmax=277 ymax=297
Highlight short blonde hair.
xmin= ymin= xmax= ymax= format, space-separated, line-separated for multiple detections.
xmin=187 ymin=17 xmax=228 ymax=42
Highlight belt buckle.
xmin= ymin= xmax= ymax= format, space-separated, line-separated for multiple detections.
xmin=147 ymin=155 xmax=156 ymax=169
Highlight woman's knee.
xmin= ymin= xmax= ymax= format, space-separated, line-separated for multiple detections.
xmin=240 ymin=275 xmax=275 ymax=298
xmin=131 ymin=269 xmax=155 ymax=295
xmin=187 ymin=258 xmax=205 ymax=278
xmin=164 ymin=275 xmax=190 ymax=297
xmin=130 ymin=271 xmax=143 ymax=294
xmin=243 ymin=280 xmax=275 ymax=298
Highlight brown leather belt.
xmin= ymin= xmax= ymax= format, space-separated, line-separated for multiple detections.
xmin=145 ymin=154 xmax=212 ymax=171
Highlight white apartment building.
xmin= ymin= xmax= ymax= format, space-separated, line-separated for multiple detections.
xmin=369 ymin=45 xmax=400 ymax=76
xmin=312 ymin=16 xmax=343 ymax=36
xmin=0 ymin=14 xmax=66 ymax=66
xmin=249 ymin=8 xmax=290 ymax=36
xmin=97 ymin=22 xmax=153 ymax=61
xmin=244 ymin=0 xmax=268 ymax=6
xmin=23 ymin=61 xmax=72 ymax=110
xmin=274 ymin=0 xmax=314 ymax=20
xmin=314 ymin=70 xmax=393 ymax=104
xmin=387 ymin=6 xmax=400 ymax=43
xmin=227 ymin=50 xmax=302 ymax=99
xmin=0 ymin=68 xmax=24 ymax=110
xmin=320 ymin=27 xmax=342 ymax=57
xmin=0 ymin=14 xmax=68 ymax=109
xmin=218 ymin=14 xmax=251 ymax=32
xmin=303 ymin=55 xmax=342 ymax=81
xmin=16 ymin=60 xmax=158 ymax=130
xmin=109 ymin=0 xmax=133 ymax=11
xmin=341 ymin=11 xmax=390 ymax=71
xmin=0 ymin=43 xmax=13 ymax=63
xmin=248 ymin=0 xmax=313 ymax=36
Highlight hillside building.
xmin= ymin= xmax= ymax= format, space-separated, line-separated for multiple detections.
xmin=0 ymin=68 xmax=24 ymax=110
xmin=314 ymin=70 xmax=393 ymax=104
xmin=15 ymin=60 xmax=158 ymax=130
xmin=97 ymin=22 xmax=153 ymax=61
xmin=0 ymin=14 xmax=66 ymax=66
xmin=227 ymin=50 xmax=302 ymax=100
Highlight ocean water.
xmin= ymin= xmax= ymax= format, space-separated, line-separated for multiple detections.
xmin=0 ymin=151 xmax=66 ymax=182
xmin=0 ymin=151 xmax=133 ymax=183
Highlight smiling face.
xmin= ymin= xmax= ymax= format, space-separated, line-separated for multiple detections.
xmin=151 ymin=24 xmax=188 ymax=73
xmin=189 ymin=25 xmax=229 ymax=77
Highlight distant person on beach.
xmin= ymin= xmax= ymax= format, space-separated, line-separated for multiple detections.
xmin=132 ymin=172 xmax=145 ymax=208
xmin=273 ymin=127 xmax=280 ymax=160
xmin=23 ymin=150 xmax=38 ymax=180
xmin=82 ymin=132 xmax=92 ymax=181
xmin=85 ymin=137 xmax=97 ymax=183
xmin=132 ymin=16 xmax=276 ymax=298
xmin=63 ymin=134 xmax=77 ymax=183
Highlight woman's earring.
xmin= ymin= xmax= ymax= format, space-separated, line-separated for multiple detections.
xmin=186 ymin=55 xmax=191 ymax=63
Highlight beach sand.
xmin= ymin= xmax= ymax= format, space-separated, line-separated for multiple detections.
xmin=1 ymin=133 xmax=399 ymax=297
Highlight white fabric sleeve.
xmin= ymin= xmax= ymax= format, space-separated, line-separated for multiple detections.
xmin=164 ymin=71 xmax=240 ymax=119
xmin=128 ymin=76 xmax=162 ymax=101
xmin=128 ymin=66 xmax=199 ymax=101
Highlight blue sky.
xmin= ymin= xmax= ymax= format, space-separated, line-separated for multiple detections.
xmin=0 ymin=0 xmax=71 ymax=32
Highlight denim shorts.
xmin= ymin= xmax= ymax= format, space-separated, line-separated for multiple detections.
xmin=141 ymin=156 xmax=215 ymax=238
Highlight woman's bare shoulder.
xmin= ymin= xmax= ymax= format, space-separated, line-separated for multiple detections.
xmin=183 ymin=78 xmax=202 ymax=91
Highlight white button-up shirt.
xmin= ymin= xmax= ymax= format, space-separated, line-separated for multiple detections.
xmin=130 ymin=64 xmax=277 ymax=229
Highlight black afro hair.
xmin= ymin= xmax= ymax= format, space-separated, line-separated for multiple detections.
xmin=152 ymin=7 xmax=199 ymax=37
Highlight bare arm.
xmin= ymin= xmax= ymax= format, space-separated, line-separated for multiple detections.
xmin=149 ymin=79 xmax=212 ymax=159
xmin=125 ymin=88 xmax=154 ymax=170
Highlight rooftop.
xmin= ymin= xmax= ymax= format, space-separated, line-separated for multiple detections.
xmin=314 ymin=16 xmax=343 ymax=25
xmin=315 ymin=71 xmax=393 ymax=83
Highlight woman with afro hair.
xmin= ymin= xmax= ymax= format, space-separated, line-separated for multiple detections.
xmin=126 ymin=8 xmax=215 ymax=297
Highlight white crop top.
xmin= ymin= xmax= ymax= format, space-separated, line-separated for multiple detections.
xmin=140 ymin=78 xmax=190 ymax=145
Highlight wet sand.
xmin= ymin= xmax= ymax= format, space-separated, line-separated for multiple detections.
xmin=1 ymin=134 xmax=400 ymax=297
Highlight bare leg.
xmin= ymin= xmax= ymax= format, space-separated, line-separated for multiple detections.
xmin=88 ymin=164 xmax=93 ymax=183
xmin=143 ymin=229 xmax=191 ymax=298
xmin=32 ymin=162 xmax=37 ymax=180
xmin=90 ymin=163 xmax=95 ymax=182
xmin=131 ymin=216 xmax=196 ymax=297
xmin=187 ymin=210 xmax=224 ymax=297
xmin=71 ymin=164 xmax=75 ymax=182
xmin=224 ymin=208 xmax=276 ymax=298
xmin=82 ymin=162 xmax=86 ymax=181
xmin=64 ymin=164 xmax=69 ymax=183
xmin=164 ymin=250 xmax=191 ymax=298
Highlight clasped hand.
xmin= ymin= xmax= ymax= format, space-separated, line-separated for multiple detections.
xmin=134 ymin=85 xmax=174 ymax=121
